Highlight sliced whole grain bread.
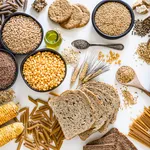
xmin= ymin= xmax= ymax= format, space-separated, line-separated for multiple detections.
xmin=49 ymin=90 xmax=95 ymax=140
xmin=82 ymin=87 xmax=116 ymax=132
xmin=83 ymin=81 xmax=120 ymax=124
xmin=83 ymin=144 xmax=116 ymax=150
xmin=87 ymin=128 xmax=137 ymax=150
xmin=84 ymin=143 xmax=123 ymax=150
xmin=79 ymin=88 xmax=106 ymax=140
xmin=88 ymin=133 xmax=118 ymax=145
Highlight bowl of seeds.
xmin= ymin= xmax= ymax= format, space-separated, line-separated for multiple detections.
xmin=20 ymin=48 xmax=67 ymax=92
xmin=92 ymin=0 xmax=135 ymax=39
xmin=0 ymin=49 xmax=18 ymax=91
xmin=0 ymin=12 xmax=43 ymax=55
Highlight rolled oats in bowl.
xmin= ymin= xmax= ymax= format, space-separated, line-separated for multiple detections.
xmin=1 ymin=14 xmax=43 ymax=54
xmin=93 ymin=1 xmax=134 ymax=39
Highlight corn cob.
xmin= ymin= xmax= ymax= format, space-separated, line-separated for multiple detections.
xmin=0 ymin=122 xmax=24 ymax=147
xmin=0 ymin=102 xmax=19 ymax=125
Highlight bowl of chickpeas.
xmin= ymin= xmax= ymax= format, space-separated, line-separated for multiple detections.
xmin=20 ymin=48 xmax=67 ymax=92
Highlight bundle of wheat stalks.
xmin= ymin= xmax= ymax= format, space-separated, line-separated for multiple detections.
xmin=129 ymin=107 xmax=150 ymax=148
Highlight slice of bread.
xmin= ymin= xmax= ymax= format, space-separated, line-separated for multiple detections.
xmin=83 ymin=81 xmax=120 ymax=124
xmin=49 ymin=90 xmax=95 ymax=140
xmin=79 ymin=88 xmax=106 ymax=140
xmin=87 ymin=128 xmax=137 ymax=150
xmin=83 ymin=144 xmax=116 ymax=150
xmin=82 ymin=87 xmax=116 ymax=132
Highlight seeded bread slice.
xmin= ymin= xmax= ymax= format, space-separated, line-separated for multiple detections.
xmin=83 ymin=81 xmax=120 ymax=124
xmin=79 ymin=88 xmax=106 ymax=140
xmin=49 ymin=90 xmax=95 ymax=140
xmin=83 ymin=87 xmax=116 ymax=132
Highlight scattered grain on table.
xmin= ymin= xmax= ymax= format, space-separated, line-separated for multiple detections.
xmin=122 ymin=90 xmax=137 ymax=109
xmin=95 ymin=2 xmax=131 ymax=36
xmin=116 ymin=66 xmax=135 ymax=84
xmin=2 ymin=15 xmax=42 ymax=54
xmin=61 ymin=47 xmax=80 ymax=65
xmin=23 ymin=51 xmax=66 ymax=91
xmin=98 ymin=50 xmax=121 ymax=65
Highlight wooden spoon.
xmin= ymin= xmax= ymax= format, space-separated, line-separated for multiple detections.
xmin=116 ymin=71 xmax=150 ymax=97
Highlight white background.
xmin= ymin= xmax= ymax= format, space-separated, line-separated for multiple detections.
xmin=1 ymin=0 xmax=150 ymax=150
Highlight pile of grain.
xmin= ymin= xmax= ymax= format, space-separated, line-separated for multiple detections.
xmin=136 ymin=42 xmax=150 ymax=64
xmin=95 ymin=2 xmax=131 ymax=36
xmin=116 ymin=66 xmax=135 ymax=84
xmin=122 ymin=90 xmax=137 ymax=109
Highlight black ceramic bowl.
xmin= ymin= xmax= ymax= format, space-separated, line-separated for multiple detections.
xmin=0 ymin=12 xmax=44 ymax=55
xmin=92 ymin=0 xmax=135 ymax=40
xmin=20 ymin=48 xmax=67 ymax=92
xmin=0 ymin=49 xmax=18 ymax=91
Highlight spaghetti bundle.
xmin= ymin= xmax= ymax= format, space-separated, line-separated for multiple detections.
xmin=129 ymin=107 xmax=150 ymax=147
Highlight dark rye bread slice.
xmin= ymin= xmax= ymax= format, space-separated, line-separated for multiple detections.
xmin=83 ymin=143 xmax=116 ymax=150
xmin=83 ymin=87 xmax=116 ymax=132
xmin=83 ymin=81 xmax=120 ymax=124
xmin=88 ymin=128 xmax=137 ymax=150
xmin=79 ymin=88 xmax=106 ymax=140
xmin=84 ymin=143 xmax=123 ymax=150
xmin=49 ymin=90 xmax=95 ymax=140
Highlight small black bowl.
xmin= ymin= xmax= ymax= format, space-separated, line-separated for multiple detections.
xmin=92 ymin=0 xmax=135 ymax=40
xmin=0 ymin=49 xmax=18 ymax=91
xmin=0 ymin=12 xmax=44 ymax=55
xmin=20 ymin=48 xmax=67 ymax=92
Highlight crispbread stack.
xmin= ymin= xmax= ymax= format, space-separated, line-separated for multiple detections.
xmin=84 ymin=128 xmax=138 ymax=150
xmin=48 ymin=0 xmax=90 ymax=29
xmin=49 ymin=81 xmax=120 ymax=141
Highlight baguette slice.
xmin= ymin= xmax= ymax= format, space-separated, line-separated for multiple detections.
xmin=82 ymin=81 xmax=120 ymax=124
xmin=79 ymin=88 xmax=106 ymax=140
xmin=49 ymin=90 xmax=95 ymax=140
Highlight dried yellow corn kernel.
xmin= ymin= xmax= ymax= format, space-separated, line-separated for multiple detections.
xmin=0 ymin=102 xmax=19 ymax=125
xmin=0 ymin=122 xmax=24 ymax=147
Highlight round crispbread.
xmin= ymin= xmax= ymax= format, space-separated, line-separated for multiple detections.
xmin=76 ymin=4 xmax=90 ymax=27
xmin=48 ymin=0 xmax=72 ymax=23
xmin=60 ymin=5 xmax=83 ymax=29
